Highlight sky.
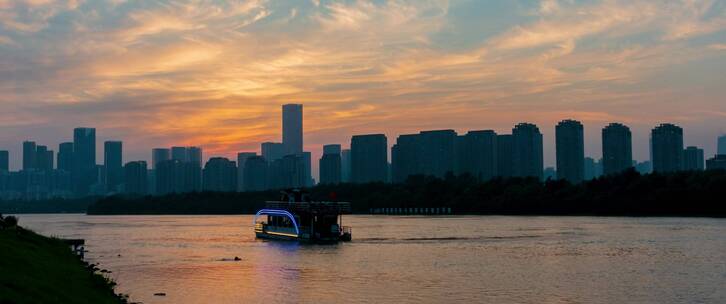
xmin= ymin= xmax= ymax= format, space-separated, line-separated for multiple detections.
xmin=0 ymin=0 xmax=725 ymax=176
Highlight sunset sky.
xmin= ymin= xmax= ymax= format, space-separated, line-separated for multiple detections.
xmin=1 ymin=0 xmax=725 ymax=174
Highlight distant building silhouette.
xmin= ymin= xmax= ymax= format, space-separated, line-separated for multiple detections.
xmin=392 ymin=134 xmax=421 ymax=183
xmin=57 ymin=142 xmax=74 ymax=172
xmin=319 ymin=144 xmax=342 ymax=185
xmin=269 ymin=154 xmax=307 ymax=189
xmin=555 ymin=120 xmax=584 ymax=183
xmin=584 ymin=157 xmax=603 ymax=180
xmin=171 ymin=146 xmax=188 ymax=162
xmin=236 ymin=152 xmax=256 ymax=191
xmin=0 ymin=150 xmax=8 ymax=172
xmin=602 ymin=123 xmax=632 ymax=175
xmin=651 ymin=123 xmax=683 ymax=173
xmin=682 ymin=146 xmax=704 ymax=171
xmin=512 ymin=123 xmax=543 ymax=180
xmin=35 ymin=145 xmax=54 ymax=172
xmin=186 ymin=147 xmax=203 ymax=192
xmin=124 ymin=161 xmax=147 ymax=195
xmin=419 ymin=130 xmax=457 ymax=178
xmin=202 ymin=157 xmax=237 ymax=192
xmin=22 ymin=141 xmax=37 ymax=170
xmin=155 ymin=159 xmax=186 ymax=194
xmin=706 ymin=155 xmax=726 ymax=170
xmin=104 ymin=141 xmax=123 ymax=193
xmin=341 ymin=149 xmax=351 ymax=183
xmin=73 ymin=128 xmax=96 ymax=196
xmin=282 ymin=104 xmax=303 ymax=156
xmin=261 ymin=142 xmax=285 ymax=162
xmin=302 ymin=151 xmax=312 ymax=186
xmin=718 ymin=135 xmax=726 ymax=155
xmin=243 ymin=156 xmax=268 ymax=191
xmin=496 ymin=134 xmax=513 ymax=178
xmin=351 ymin=134 xmax=388 ymax=183
xmin=151 ymin=148 xmax=170 ymax=170
xmin=456 ymin=130 xmax=497 ymax=181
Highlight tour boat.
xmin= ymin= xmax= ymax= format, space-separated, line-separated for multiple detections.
xmin=254 ymin=189 xmax=352 ymax=243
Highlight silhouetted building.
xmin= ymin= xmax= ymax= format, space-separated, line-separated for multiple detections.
xmin=584 ymin=157 xmax=603 ymax=180
xmin=302 ymin=151 xmax=312 ymax=186
xmin=171 ymin=146 xmax=188 ymax=162
xmin=0 ymin=150 xmax=8 ymax=172
xmin=22 ymin=141 xmax=36 ymax=170
xmin=152 ymin=148 xmax=170 ymax=170
xmin=104 ymin=141 xmax=123 ymax=193
xmin=35 ymin=145 xmax=53 ymax=172
xmin=282 ymin=104 xmax=303 ymax=156
xmin=203 ymin=157 xmax=237 ymax=192
xmin=243 ymin=156 xmax=268 ymax=191
xmin=496 ymin=134 xmax=513 ymax=178
xmin=682 ymin=146 xmax=704 ymax=171
xmin=651 ymin=123 xmax=683 ymax=173
xmin=351 ymin=134 xmax=388 ymax=183
xmin=555 ymin=120 xmax=584 ymax=183
xmin=512 ymin=123 xmax=543 ymax=180
xmin=706 ymin=155 xmax=726 ymax=170
xmin=73 ymin=127 xmax=96 ymax=197
xmin=341 ymin=149 xmax=351 ymax=183
xmin=155 ymin=159 xmax=186 ymax=194
xmin=57 ymin=142 xmax=73 ymax=172
xmin=602 ymin=123 xmax=632 ymax=175
xmin=124 ymin=161 xmax=147 ymax=195
xmin=319 ymin=144 xmax=342 ymax=184
xmin=419 ymin=130 xmax=457 ymax=178
xmin=236 ymin=152 xmax=256 ymax=191
xmin=269 ymin=154 xmax=307 ymax=189
xmin=392 ymin=134 xmax=420 ymax=183
xmin=186 ymin=147 xmax=203 ymax=192
xmin=261 ymin=142 xmax=285 ymax=162
xmin=718 ymin=135 xmax=726 ymax=155
xmin=456 ymin=130 xmax=497 ymax=181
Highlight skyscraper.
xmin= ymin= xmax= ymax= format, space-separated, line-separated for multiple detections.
xmin=261 ymin=142 xmax=285 ymax=162
xmin=651 ymin=123 xmax=683 ymax=173
xmin=0 ymin=150 xmax=8 ymax=172
xmin=496 ymin=134 xmax=513 ymax=178
xmin=706 ymin=155 xmax=726 ymax=170
xmin=35 ymin=145 xmax=54 ymax=172
xmin=185 ymin=146 xmax=203 ymax=192
xmin=391 ymin=134 xmax=420 ymax=183
xmin=418 ymin=130 xmax=457 ymax=178
xmin=57 ymin=142 xmax=74 ymax=172
xmin=73 ymin=127 xmax=96 ymax=196
xmin=104 ymin=141 xmax=123 ymax=192
xmin=555 ymin=120 xmax=584 ymax=183
xmin=202 ymin=157 xmax=237 ymax=192
xmin=124 ymin=161 xmax=147 ymax=195
xmin=171 ymin=146 xmax=189 ymax=162
xmin=319 ymin=144 xmax=342 ymax=185
xmin=602 ymin=123 xmax=632 ymax=175
xmin=718 ymin=135 xmax=726 ymax=155
xmin=243 ymin=156 xmax=268 ymax=191
xmin=282 ymin=104 xmax=303 ymax=156
xmin=22 ymin=141 xmax=37 ymax=170
xmin=151 ymin=148 xmax=170 ymax=170
xmin=351 ymin=134 xmax=388 ymax=183
xmin=682 ymin=146 xmax=704 ymax=171
xmin=155 ymin=159 xmax=185 ymax=195
xmin=512 ymin=123 xmax=543 ymax=180
xmin=456 ymin=130 xmax=497 ymax=181
xmin=269 ymin=154 xmax=307 ymax=189
xmin=341 ymin=149 xmax=351 ymax=183
xmin=237 ymin=152 xmax=256 ymax=191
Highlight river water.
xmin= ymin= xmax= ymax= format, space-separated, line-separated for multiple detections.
xmin=18 ymin=214 xmax=726 ymax=304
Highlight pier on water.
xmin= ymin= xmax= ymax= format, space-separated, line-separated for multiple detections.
xmin=370 ymin=207 xmax=452 ymax=215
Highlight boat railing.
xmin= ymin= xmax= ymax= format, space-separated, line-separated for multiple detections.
xmin=265 ymin=201 xmax=352 ymax=214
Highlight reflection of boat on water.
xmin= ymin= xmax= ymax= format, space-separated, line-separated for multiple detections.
xmin=254 ymin=189 xmax=352 ymax=243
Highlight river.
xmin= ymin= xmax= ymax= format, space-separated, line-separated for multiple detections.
xmin=18 ymin=214 xmax=726 ymax=304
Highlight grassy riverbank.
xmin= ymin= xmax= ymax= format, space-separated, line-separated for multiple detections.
xmin=0 ymin=225 xmax=123 ymax=304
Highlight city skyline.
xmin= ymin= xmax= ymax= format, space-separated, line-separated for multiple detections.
xmin=0 ymin=1 xmax=725 ymax=173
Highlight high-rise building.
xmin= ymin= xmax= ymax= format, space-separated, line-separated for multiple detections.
xmin=418 ymin=130 xmax=457 ymax=178
xmin=171 ymin=146 xmax=189 ymax=162
xmin=236 ymin=152 xmax=256 ymax=191
xmin=155 ymin=159 xmax=186 ymax=195
xmin=555 ymin=120 xmax=584 ymax=183
xmin=341 ymin=149 xmax=351 ymax=183
xmin=496 ymin=134 xmax=513 ymax=178
xmin=57 ymin=142 xmax=74 ymax=172
xmin=456 ymin=130 xmax=497 ymax=181
xmin=302 ymin=151 xmax=312 ymax=186
xmin=124 ymin=161 xmax=147 ymax=195
xmin=512 ymin=123 xmax=543 ymax=180
xmin=269 ymin=154 xmax=307 ymax=189
xmin=35 ymin=145 xmax=54 ymax=172
xmin=718 ymin=135 xmax=726 ymax=155
xmin=282 ymin=104 xmax=303 ymax=156
xmin=0 ymin=150 xmax=8 ymax=172
xmin=73 ymin=127 xmax=96 ymax=196
xmin=185 ymin=146 xmax=203 ymax=192
xmin=682 ymin=146 xmax=704 ymax=171
xmin=151 ymin=148 xmax=170 ymax=170
xmin=391 ymin=134 xmax=421 ymax=183
xmin=351 ymin=134 xmax=388 ymax=183
xmin=104 ymin=141 xmax=123 ymax=193
xmin=319 ymin=144 xmax=342 ymax=185
xmin=651 ymin=123 xmax=683 ymax=173
xmin=22 ymin=141 xmax=37 ymax=170
xmin=602 ymin=123 xmax=633 ymax=175
xmin=706 ymin=155 xmax=726 ymax=170
xmin=243 ymin=156 xmax=268 ymax=191
xmin=261 ymin=142 xmax=285 ymax=162
xmin=202 ymin=157 xmax=237 ymax=192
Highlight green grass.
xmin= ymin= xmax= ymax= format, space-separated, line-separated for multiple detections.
xmin=0 ymin=227 xmax=123 ymax=304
